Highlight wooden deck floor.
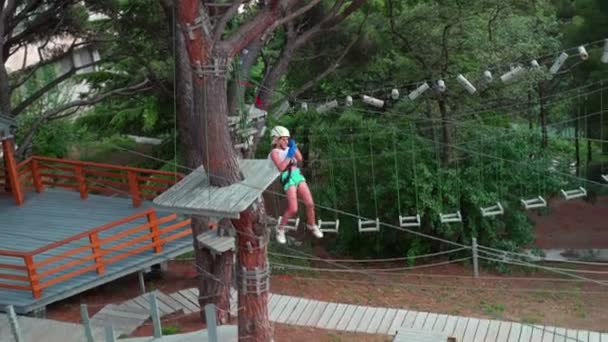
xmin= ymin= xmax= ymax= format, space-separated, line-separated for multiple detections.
xmin=0 ymin=189 xmax=192 ymax=314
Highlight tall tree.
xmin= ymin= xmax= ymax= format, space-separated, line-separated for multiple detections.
xmin=166 ymin=1 xmax=327 ymax=340
xmin=0 ymin=0 xmax=152 ymax=158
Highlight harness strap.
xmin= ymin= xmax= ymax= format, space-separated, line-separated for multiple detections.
xmin=280 ymin=159 xmax=296 ymax=186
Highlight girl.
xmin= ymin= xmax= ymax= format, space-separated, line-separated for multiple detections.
xmin=269 ymin=126 xmax=323 ymax=244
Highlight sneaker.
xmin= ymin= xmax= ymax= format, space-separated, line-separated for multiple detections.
xmin=276 ymin=229 xmax=287 ymax=244
xmin=307 ymin=224 xmax=324 ymax=239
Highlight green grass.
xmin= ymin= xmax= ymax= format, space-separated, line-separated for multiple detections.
xmin=480 ymin=299 xmax=506 ymax=317
xmin=162 ymin=325 xmax=181 ymax=335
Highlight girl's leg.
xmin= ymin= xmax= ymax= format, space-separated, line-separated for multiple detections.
xmin=297 ymin=182 xmax=316 ymax=225
xmin=279 ymin=186 xmax=298 ymax=228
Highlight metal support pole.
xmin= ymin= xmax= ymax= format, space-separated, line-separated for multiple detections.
xmin=7 ymin=305 xmax=23 ymax=342
xmin=80 ymin=304 xmax=95 ymax=342
xmin=104 ymin=326 xmax=116 ymax=342
xmin=472 ymin=238 xmax=479 ymax=278
xmin=204 ymin=304 xmax=218 ymax=342
xmin=149 ymin=292 xmax=163 ymax=338
xmin=138 ymin=270 xmax=146 ymax=294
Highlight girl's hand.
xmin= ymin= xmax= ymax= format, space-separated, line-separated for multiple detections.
xmin=286 ymin=140 xmax=297 ymax=158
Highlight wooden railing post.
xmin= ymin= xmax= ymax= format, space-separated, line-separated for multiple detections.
xmin=2 ymin=138 xmax=24 ymax=205
xmin=30 ymin=159 xmax=44 ymax=193
xmin=89 ymin=232 xmax=105 ymax=274
xmin=127 ymin=170 xmax=142 ymax=207
xmin=23 ymin=255 xmax=41 ymax=298
xmin=74 ymin=165 xmax=88 ymax=199
xmin=146 ymin=210 xmax=163 ymax=253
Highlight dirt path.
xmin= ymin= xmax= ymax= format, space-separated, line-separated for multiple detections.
xmin=533 ymin=196 xmax=608 ymax=249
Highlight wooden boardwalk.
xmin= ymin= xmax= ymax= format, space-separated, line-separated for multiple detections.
xmin=140 ymin=288 xmax=606 ymax=341
xmin=0 ymin=189 xmax=192 ymax=314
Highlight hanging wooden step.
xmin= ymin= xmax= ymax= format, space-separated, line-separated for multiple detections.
xmin=317 ymin=219 xmax=339 ymax=233
xmin=480 ymin=202 xmax=504 ymax=217
xmin=520 ymin=196 xmax=547 ymax=210
xmin=278 ymin=216 xmax=300 ymax=231
xmin=560 ymin=187 xmax=587 ymax=200
xmin=358 ymin=218 xmax=380 ymax=232
xmin=439 ymin=211 xmax=462 ymax=223
xmin=399 ymin=214 xmax=421 ymax=228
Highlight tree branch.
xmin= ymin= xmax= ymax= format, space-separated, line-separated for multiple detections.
xmin=218 ymin=0 xmax=283 ymax=57
xmin=211 ymin=0 xmax=242 ymax=45
xmin=10 ymin=39 xmax=89 ymax=92
xmin=282 ymin=31 xmax=360 ymax=112
xmin=258 ymin=0 xmax=323 ymax=42
xmin=12 ymin=58 xmax=106 ymax=116
xmin=15 ymin=79 xmax=152 ymax=158
xmin=387 ymin=0 xmax=428 ymax=70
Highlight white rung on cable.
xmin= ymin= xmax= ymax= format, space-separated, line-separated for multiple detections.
xmin=439 ymin=211 xmax=462 ymax=224
xmin=358 ymin=218 xmax=380 ymax=232
xmin=317 ymin=219 xmax=339 ymax=233
xmin=602 ymin=174 xmax=608 ymax=182
xmin=520 ymin=196 xmax=547 ymax=210
xmin=560 ymin=187 xmax=587 ymax=200
xmin=399 ymin=214 xmax=421 ymax=228
xmin=480 ymin=202 xmax=504 ymax=217
xmin=277 ymin=216 xmax=300 ymax=231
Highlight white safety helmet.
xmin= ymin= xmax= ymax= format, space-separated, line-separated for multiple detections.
xmin=270 ymin=126 xmax=290 ymax=139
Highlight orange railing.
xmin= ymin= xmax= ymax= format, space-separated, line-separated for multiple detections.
xmin=24 ymin=156 xmax=182 ymax=207
xmin=0 ymin=209 xmax=191 ymax=299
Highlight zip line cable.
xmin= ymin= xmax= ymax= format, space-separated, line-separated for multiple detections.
xmin=269 ymin=247 xmax=467 ymax=263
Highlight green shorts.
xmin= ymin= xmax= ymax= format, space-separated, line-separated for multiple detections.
xmin=280 ymin=168 xmax=306 ymax=191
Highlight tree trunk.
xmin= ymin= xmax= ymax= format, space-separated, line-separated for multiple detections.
xmin=177 ymin=2 xmax=272 ymax=339
xmin=437 ymin=97 xmax=452 ymax=165
xmin=204 ymin=59 xmax=272 ymax=341
xmin=0 ymin=63 xmax=11 ymax=116
xmin=538 ymin=83 xmax=548 ymax=148
xmin=173 ymin=13 xmax=233 ymax=324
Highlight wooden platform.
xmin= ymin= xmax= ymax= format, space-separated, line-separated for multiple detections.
xmin=153 ymin=159 xmax=279 ymax=218
xmin=0 ymin=189 xmax=192 ymax=314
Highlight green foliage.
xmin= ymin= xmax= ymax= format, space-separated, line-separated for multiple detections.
xmin=13 ymin=62 xmax=87 ymax=158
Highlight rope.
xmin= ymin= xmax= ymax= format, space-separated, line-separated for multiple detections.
xmin=602 ymin=81 xmax=605 ymax=175
xmin=172 ymin=5 xmax=178 ymax=183
xmin=272 ymin=257 xmax=472 ymax=273
xmin=478 ymin=255 xmax=608 ymax=285
xmin=392 ymin=130 xmax=402 ymax=216
xmin=368 ymin=130 xmax=379 ymax=218
xmin=329 ymin=154 xmax=338 ymax=219
xmin=411 ymin=125 xmax=419 ymax=211
xmin=269 ymin=247 xmax=467 ymax=263
xmin=350 ymin=133 xmax=361 ymax=217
